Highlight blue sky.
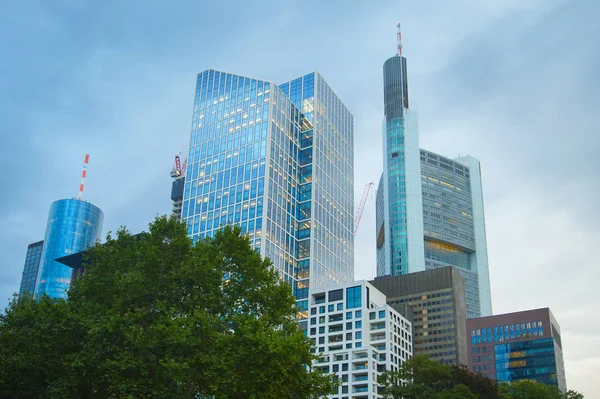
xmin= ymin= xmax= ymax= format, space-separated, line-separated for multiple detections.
xmin=1 ymin=0 xmax=598 ymax=395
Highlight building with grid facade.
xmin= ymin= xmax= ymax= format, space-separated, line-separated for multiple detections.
xmin=182 ymin=70 xmax=354 ymax=324
xmin=308 ymin=281 xmax=412 ymax=398
xmin=35 ymin=199 xmax=103 ymax=299
xmin=370 ymin=266 xmax=468 ymax=366
xmin=467 ymin=308 xmax=566 ymax=391
xmin=19 ymin=240 xmax=44 ymax=295
xmin=375 ymin=36 xmax=491 ymax=319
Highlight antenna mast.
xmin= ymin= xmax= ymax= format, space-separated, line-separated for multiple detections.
xmin=396 ymin=22 xmax=403 ymax=56
xmin=77 ymin=154 xmax=90 ymax=200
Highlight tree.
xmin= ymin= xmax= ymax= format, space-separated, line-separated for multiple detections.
xmin=0 ymin=216 xmax=337 ymax=399
xmin=500 ymin=380 xmax=562 ymax=399
xmin=380 ymin=356 xmax=583 ymax=399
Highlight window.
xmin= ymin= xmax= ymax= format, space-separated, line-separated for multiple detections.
xmin=346 ymin=312 xmax=353 ymax=320
xmin=329 ymin=289 xmax=343 ymax=302
xmin=319 ymin=306 xmax=325 ymax=314
xmin=379 ymin=310 xmax=386 ymax=319
xmin=355 ymin=321 xmax=362 ymax=329
xmin=346 ymin=322 xmax=353 ymax=330
xmin=311 ymin=308 xmax=316 ymax=315
xmin=319 ymin=326 xmax=325 ymax=334
xmin=370 ymin=312 xmax=376 ymax=320
xmin=355 ymin=310 xmax=362 ymax=318
xmin=346 ymin=286 xmax=362 ymax=309
xmin=337 ymin=303 xmax=344 ymax=311
xmin=328 ymin=304 xmax=334 ymax=312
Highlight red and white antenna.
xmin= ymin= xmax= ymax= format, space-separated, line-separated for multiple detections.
xmin=77 ymin=154 xmax=89 ymax=200
xmin=396 ymin=22 xmax=403 ymax=56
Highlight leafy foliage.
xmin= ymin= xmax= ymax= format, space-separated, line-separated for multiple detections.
xmin=380 ymin=355 xmax=582 ymax=399
xmin=0 ymin=216 xmax=336 ymax=399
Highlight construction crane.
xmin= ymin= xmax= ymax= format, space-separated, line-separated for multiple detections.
xmin=354 ymin=182 xmax=374 ymax=235
xmin=170 ymin=154 xmax=187 ymax=179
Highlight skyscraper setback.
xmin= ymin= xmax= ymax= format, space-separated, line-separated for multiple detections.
xmin=182 ymin=70 xmax=354 ymax=326
xmin=376 ymin=25 xmax=492 ymax=318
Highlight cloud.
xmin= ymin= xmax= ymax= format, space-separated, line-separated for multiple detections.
xmin=1 ymin=0 xmax=598 ymax=395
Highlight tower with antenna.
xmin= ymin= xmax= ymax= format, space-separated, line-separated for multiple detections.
xmin=32 ymin=154 xmax=104 ymax=299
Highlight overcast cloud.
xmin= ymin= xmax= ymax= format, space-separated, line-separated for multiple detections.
xmin=1 ymin=0 xmax=598 ymax=396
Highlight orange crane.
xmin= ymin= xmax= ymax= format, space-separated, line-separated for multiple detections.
xmin=354 ymin=182 xmax=374 ymax=235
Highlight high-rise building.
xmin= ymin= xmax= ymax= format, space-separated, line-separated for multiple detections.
xmin=370 ymin=266 xmax=468 ymax=365
xmin=18 ymin=240 xmax=44 ymax=295
xmin=375 ymin=25 xmax=491 ymax=318
xmin=182 ymin=70 xmax=354 ymax=325
xmin=308 ymin=281 xmax=413 ymax=398
xmin=35 ymin=198 xmax=103 ymax=299
xmin=467 ymin=308 xmax=566 ymax=391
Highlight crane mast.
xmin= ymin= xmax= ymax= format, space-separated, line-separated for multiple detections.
xmin=354 ymin=182 xmax=374 ymax=235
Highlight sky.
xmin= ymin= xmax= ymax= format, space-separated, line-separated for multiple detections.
xmin=1 ymin=0 xmax=598 ymax=395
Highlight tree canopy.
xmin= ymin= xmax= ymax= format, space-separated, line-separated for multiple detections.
xmin=379 ymin=356 xmax=583 ymax=399
xmin=0 ymin=216 xmax=336 ymax=399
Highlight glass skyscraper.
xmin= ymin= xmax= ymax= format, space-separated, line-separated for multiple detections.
xmin=375 ymin=30 xmax=492 ymax=318
xmin=182 ymin=70 xmax=354 ymax=325
xmin=35 ymin=199 xmax=103 ymax=299
xmin=19 ymin=240 xmax=44 ymax=295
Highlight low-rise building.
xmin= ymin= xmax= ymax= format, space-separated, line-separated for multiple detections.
xmin=308 ymin=281 xmax=413 ymax=399
xmin=467 ymin=307 xmax=566 ymax=391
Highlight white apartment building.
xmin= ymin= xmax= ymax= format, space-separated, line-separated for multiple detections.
xmin=308 ymin=281 xmax=413 ymax=399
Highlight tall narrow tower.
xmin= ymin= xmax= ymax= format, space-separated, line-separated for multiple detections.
xmin=377 ymin=24 xmax=425 ymax=278
xmin=376 ymin=25 xmax=492 ymax=318
xmin=35 ymin=155 xmax=103 ymax=299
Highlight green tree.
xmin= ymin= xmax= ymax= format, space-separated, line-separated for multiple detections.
xmin=500 ymin=380 xmax=562 ymax=399
xmin=380 ymin=355 xmax=584 ymax=399
xmin=0 ymin=216 xmax=336 ymax=399
xmin=563 ymin=390 xmax=585 ymax=399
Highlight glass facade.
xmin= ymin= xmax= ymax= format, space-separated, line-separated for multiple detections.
xmin=182 ymin=70 xmax=354 ymax=323
xmin=19 ymin=240 xmax=44 ymax=295
xmin=467 ymin=308 xmax=566 ymax=391
xmin=375 ymin=53 xmax=491 ymax=318
xmin=35 ymin=199 xmax=103 ymax=299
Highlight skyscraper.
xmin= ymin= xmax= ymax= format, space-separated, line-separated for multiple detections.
xmin=18 ymin=240 xmax=44 ymax=295
xmin=34 ymin=199 xmax=103 ymax=299
xmin=182 ymin=70 xmax=354 ymax=325
xmin=375 ymin=25 xmax=492 ymax=318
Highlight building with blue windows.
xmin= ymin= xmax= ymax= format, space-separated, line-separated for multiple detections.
xmin=308 ymin=281 xmax=413 ymax=398
xmin=182 ymin=70 xmax=354 ymax=326
xmin=34 ymin=199 xmax=103 ymax=299
xmin=467 ymin=308 xmax=566 ymax=391
xmin=18 ymin=240 xmax=44 ymax=295
xmin=375 ymin=26 xmax=491 ymax=318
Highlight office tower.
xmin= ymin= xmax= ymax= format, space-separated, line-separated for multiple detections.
xmin=182 ymin=70 xmax=354 ymax=324
xmin=467 ymin=308 xmax=566 ymax=391
xmin=18 ymin=240 xmax=44 ymax=295
xmin=375 ymin=24 xmax=491 ymax=318
xmin=308 ymin=281 xmax=413 ymax=398
xmin=35 ymin=198 xmax=103 ymax=299
xmin=370 ymin=266 xmax=468 ymax=365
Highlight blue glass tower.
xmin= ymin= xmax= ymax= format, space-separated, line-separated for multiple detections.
xmin=182 ymin=70 xmax=354 ymax=325
xmin=375 ymin=26 xmax=492 ymax=318
xmin=19 ymin=240 xmax=44 ymax=295
xmin=35 ymin=199 xmax=103 ymax=299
